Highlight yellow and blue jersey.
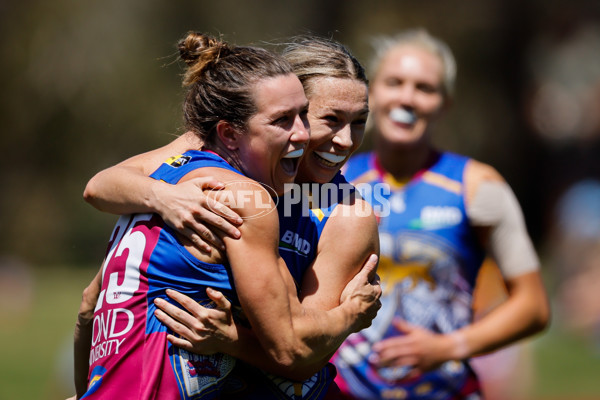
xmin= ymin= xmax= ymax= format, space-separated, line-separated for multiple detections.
xmin=333 ymin=151 xmax=485 ymax=400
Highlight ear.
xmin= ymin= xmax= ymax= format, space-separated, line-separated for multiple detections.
xmin=215 ymin=121 xmax=240 ymax=151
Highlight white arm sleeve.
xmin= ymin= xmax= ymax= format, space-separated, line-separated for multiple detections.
xmin=466 ymin=180 xmax=540 ymax=279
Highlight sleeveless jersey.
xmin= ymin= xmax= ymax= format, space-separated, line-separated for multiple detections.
xmin=221 ymin=172 xmax=355 ymax=400
xmin=332 ymin=151 xmax=485 ymax=400
xmin=82 ymin=151 xmax=243 ymax=400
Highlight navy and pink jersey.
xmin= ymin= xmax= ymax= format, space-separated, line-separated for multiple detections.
xmin=83 ymin=150 xmax=353 ymax=400
xmin=82 ymin=151 xmax=243 ymax=399
xmin=332 ymin=151 xmax=485 ymax=400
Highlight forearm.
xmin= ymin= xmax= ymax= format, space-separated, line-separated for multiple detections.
xmin=291 ymin=205 xmax=380 ymax=362
xmin=83 ymin=132 xmax=200 ymax=215
xmin=225 ymin=322 xmax=330 ymax=381
xmin=83 ymin=166 xmax=164 ymax=215
xmin=449 ymin=272 xmax=550 ymax=360
xmin=230 ymin=256 xmax=363 ymax=376
xmin=225 ymin=192 xmax=379 ymax=376
xmin=223 ymin=296 xmax=360 ymax=380
xmin=294 ymin=299 xmax=363 ymax=356
xmin=74 ymin=312 xmax=94 ymax=397
xmin=74 ymin=270 xmax=102 ymax=397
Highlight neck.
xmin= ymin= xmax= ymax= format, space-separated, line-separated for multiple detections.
xmin=204 ymin=142 xmax=244 ymax=173
xmin=374 ymin=133 xmax=437 ymax=180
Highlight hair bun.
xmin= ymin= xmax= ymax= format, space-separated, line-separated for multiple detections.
xmin=178 ymin=32 xmax=221 ymax=65
xmin=178 ymin=32 xmax=232 ymax=85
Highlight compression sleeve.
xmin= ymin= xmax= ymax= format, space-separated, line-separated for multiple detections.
xmin=466 ymin=180 xmax=540 ymax=279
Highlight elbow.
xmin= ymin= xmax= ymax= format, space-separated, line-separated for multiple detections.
xmin=83 ymin=170 xmax=109 ymax=209
xmin=79 ymin=284 xmax=100 ymax=321
xmin=533 ymin=299 xmax=551 ymax=333
xmin=83 ymin=177 xmax=100 ymax=207
xmin=524 ymin=297 xmax=551 ymax=337
xmin=267 ymin=345 xmax=305 ymax=369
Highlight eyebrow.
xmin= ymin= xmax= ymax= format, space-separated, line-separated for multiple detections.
xmin=328 ymin=107 xmax=369 ymax=116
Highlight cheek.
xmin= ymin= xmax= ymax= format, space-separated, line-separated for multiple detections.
xmin=352 ymin=132 xmax=365 ymax=151
xmin=307 ymin=125 xmax=329 ymax=148
xmin=418 ymin=96 xmax=444 ymax=115
xmin=370 ymin=86 xmax=395 ymax=106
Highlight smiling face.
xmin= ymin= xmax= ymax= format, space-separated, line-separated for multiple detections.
xmin=296 ymin=77 xmax=369 ymax=184
xmin=369 ymin=44 xmax=446 ymax=146
xmin=236 ymin=73 xmax=310 ymax=195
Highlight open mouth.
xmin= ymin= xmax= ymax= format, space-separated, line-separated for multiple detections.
xmin=314 ymin=151 xmax=346 ymax=168
xmin=389 ymin=108 xmax=417 ymax=125
xmin=281 ymin=148 xmax=304 ymax=175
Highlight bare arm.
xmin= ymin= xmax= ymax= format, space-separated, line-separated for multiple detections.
xmin=155 ymin=168 xmax=380 ymax=379
xmin=154 ymin=192 xmax=381 ymax=379
xmin=301 ymin=193 xmax=380 ymax=309
xmin=73 ymin=268 xmax=102 ymax=398
xmin=220 ymin=175 xmax=379 ymax=377
xmin=155 ymin=253 xmax=379 ymax=379
xmin=453 ymin=160 xmax=550 ymax=355
xmin=83 ymin=132 xmax=242 ymax=252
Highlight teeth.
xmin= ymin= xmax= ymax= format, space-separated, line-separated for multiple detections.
xmin=283 ymin=149 xmax=304 ymax=159
xmin=315 ymin=152 xmax=346 ymax=164
xmin=390 ymin=108 xmax=416 ymax=124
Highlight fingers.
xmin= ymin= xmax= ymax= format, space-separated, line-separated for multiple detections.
xmin=371 ymin=337 xmax=417 ymax=367
xmin=392 ymin=318 xmax=413 ymax=334
xmin=193 ymin=176 xmax=226 ymax=191
xmin=164 ymin=289 xmax=203 ymax=316
xmin=182 ymin=227 xmax=215 ymax=253
xmin=154 ymin=307 xmax=195 ymax=339
xmin=361 ymin=254 xmax=379 ymax=280
xmin=201 ymin=195 xmax=243 ymax=227
xmin=194 ymin=205 xmax=242 ymax=238
xmin=154 ymin=297 xmax=197 ymax=327
xmin=162 ymin=289 xmax=230 ymax=328
xmin=166 ymin=334 xmax=197 ymax=353
xmin=191 ymin=177 xmax=243 ymax=227
xmin=206 ymin=287 xmax=232 ymax=310
xmin=369 ymin=352 xmax=418 ymax=369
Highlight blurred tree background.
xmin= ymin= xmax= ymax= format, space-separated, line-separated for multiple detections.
xmin=2 ymin=0 xmax=599 ymax=266
xmin=1 ymin=0 xmax=599 ymax=398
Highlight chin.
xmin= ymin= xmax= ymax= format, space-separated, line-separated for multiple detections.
xmin=309 ymin=169 xmax=336 ymax=184
xmin=275 ymin=177 xmax=296 ymax=195
xmin=381 ymin=130 xmax=422 ymax=145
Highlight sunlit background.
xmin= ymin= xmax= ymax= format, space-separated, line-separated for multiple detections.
xmin=1 ymin=0 xmax=599 ymax=399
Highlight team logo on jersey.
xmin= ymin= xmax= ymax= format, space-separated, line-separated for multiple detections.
xmin=80 ymin=365 xmax=107 ymax=399
xmin=279 ymin=230 xmax=311 ymax=256
xmin=410 ymin=206 xmax=462 ymax=230
xmin=166 ymin=154 xmax=192 ymax=168
xmin=174 ymin=347 xmax=236 ymax=397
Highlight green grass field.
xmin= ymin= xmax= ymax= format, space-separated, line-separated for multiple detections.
xmin=1 ymin=266 xmax=598 ymax=400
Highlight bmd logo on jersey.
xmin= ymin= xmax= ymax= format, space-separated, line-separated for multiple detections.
xmin=279 ymin=230 xmax=311 ymax=256
xmin=410 ymin=206 xmax=462 ymax=230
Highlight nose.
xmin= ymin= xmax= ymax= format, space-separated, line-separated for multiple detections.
xmin=332 ymin=124 xmax=353 ymax=150
xmin=291 ymin=114 xmax=310 ymax=144
xmin=396 ymin=84 xmax=416 ymax=106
